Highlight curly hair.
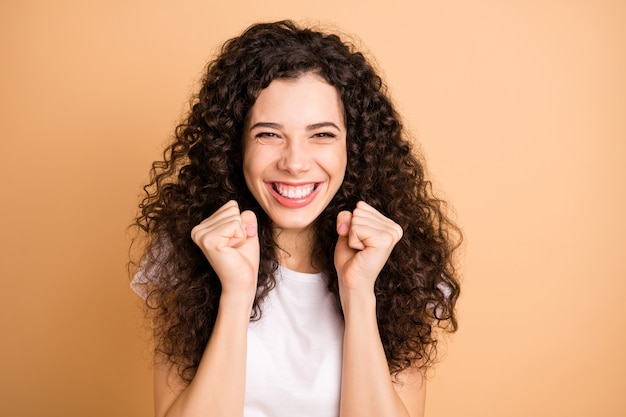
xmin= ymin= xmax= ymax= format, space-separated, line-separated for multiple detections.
xmin=131 ymin=20 xmax=461 ymax=384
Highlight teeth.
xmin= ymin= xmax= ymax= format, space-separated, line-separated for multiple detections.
xmin=274 ymin=183 xmax=315 ymax=199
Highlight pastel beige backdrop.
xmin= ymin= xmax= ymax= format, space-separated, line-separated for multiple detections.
xmin=1 ymin=1 xmax=624 ymax=416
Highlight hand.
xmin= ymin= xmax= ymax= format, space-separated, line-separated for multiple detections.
xmin=191 ymin=200 xmax=260 ymax=297
xmin=334 ymin=201 xmax=403 ymax=296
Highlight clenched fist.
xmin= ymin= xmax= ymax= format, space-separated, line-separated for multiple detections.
xmin=191 ymin=200 xmax=260 ymax=298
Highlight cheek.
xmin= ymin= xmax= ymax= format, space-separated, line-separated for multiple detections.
xmin=242 ymin=152 xmax=258 ymax=192
xmin=323 ymin=150 xmax=347 ymax=193
xmin=336 ymin=148 xmax=348 ymax=178
xmin=242 ymin=146 xmax=273 ymax=199
xmin=242 ymin=145 xmax=260 ymax=178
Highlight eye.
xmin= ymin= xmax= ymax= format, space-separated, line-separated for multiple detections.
xmin=311 ymin=132 xmax=337 ymax=143
xmin=254 ymin=132 xmax=283 ymax=144
xmin=255 ymin=132 xmax=279 ymax=138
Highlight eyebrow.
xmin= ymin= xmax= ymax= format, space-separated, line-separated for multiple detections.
xmin=249 ymin=122 xmax=342 ymax=132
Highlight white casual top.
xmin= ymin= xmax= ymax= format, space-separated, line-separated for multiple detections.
xmin=131 ymin=265 xmax=344 ymax=416
xmin=245 ymin=266 xmax=344 ymax=417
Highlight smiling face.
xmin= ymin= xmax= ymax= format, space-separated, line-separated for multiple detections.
xmin=243 ymin=72 xmax=347 ymax=237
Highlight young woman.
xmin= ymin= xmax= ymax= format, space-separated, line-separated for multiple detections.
xmin=131 ymin=20 xmax=461 ymax=417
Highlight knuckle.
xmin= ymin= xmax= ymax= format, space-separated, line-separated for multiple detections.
xmin=190 ymin=225 xmax=200 ymax=241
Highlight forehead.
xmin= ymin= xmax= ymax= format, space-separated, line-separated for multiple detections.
xmin=248 ymin=73 xmax=345 ymax=126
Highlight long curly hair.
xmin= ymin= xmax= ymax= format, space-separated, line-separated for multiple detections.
xmin=131 ymin=20 xmax=461 ymax=384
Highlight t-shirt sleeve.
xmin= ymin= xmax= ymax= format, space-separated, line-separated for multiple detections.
xmin=130 ymin=267 xmax=152 ymax=300
xmin=130 ymin=238 xmax=172 ymax=300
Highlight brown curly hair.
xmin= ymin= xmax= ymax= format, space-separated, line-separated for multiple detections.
xmin=131 ymin=20 xmax=461 ymax=384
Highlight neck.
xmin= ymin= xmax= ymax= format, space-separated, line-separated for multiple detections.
xmin=273 ymin=227 xmax=318 ymax=273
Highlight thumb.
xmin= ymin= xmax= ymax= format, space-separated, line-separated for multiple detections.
xmin=335 ymin=211 xmax=356 ymax=268
xmin=240 ymin=210 xmax=258 ymax=238
xmin=336 ymin=210 xmax=352 ymax=237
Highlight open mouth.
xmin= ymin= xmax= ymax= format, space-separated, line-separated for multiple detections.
xmin=272 ymin=182 xmax=319 ymax=199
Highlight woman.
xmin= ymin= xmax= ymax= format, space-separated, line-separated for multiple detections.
xmin=131 ymin=20 xmax=461 ymax=417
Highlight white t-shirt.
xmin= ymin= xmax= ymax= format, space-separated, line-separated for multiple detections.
xmin=131 ymin=265 xmax=344 ymax=416
xmin=244 ymin=266 xmax=344 ymax=416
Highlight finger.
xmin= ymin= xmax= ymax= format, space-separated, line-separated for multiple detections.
xmin=226 ymin=216 xmax=251 ymax=249
xmin=352 ymin=201 xmax=390 ymax=225
xmin=192 ymin=202 xmax=247 ymax=249
xmin=240 ymin=210 xmax=258 ymax=238
xmin=352 ymin=201 xmax=403 ymax=242
xmin=334 ymin=211 xmax=357 ymax=271
xmin=217 ymin=199 xmax=239 ymax=213
xmin=337 ymin=208 xmax=366 ymax=250
xmin=191 ymin=211 xmax=241 ymax=242
xmin=355 ymin=200 xmax=375 ymax=212
xmin=194 ymin=200 xmax=239 ymax=227
xmin=211 ymin=201 xmax=241 ymax=225
xmin=336 ymin=210 xmax=352 ymax=236
xmin=347 ymin=226 xmax=366 ymax=250
xmin=345 ymin=215 xmax=366 ymax=251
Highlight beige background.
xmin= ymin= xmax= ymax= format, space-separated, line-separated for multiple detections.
xmin=1 ymin=1 xmax=624 ymax=416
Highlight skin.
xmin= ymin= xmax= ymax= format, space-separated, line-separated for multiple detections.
xmin=242 ymin=73 xmax=347 ymax=271
xmin=153 ymin=72 xmax=426 ymax=417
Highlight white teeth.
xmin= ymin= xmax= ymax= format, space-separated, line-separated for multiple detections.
xmin=275 ymin=183 xmax=315 ymax=199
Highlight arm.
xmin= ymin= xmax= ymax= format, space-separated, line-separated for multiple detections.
xmin=154 ymin=201 xmax=259 ymax=417
xmin=335 ymin=201 xmax=426 ymax=417
xmin=154 ymin=293 xmax=253 ymax=417
xmin=340 ymin=291 xmax=426 ymax=417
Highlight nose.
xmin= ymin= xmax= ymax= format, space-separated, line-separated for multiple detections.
xmin=278 ymin=139 xmax=310 ymax=174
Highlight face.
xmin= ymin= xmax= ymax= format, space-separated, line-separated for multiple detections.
xmin=243 ymin=72 xmax=347 ymax=235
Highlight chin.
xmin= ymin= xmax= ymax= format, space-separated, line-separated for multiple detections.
xmin=270 ymin=213 xmax=320 ymax=232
